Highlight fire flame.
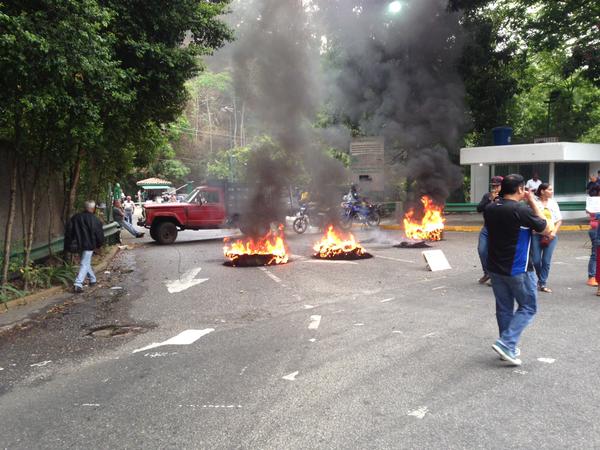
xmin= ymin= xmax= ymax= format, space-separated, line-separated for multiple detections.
xmin=313 ymin=226 xmax=366 ymax=258
xmin=224 ymin=225 xmax=289 ymax=265
xmin=403 ymin=196 xmax=445 ymax=241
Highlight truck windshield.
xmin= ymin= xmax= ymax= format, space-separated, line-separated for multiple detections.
xmin=184 ymin=190 xmax=199 ymax=203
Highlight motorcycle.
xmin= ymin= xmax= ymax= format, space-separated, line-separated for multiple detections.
xmin=339 ymin=201 xmax=381 ymax=230
xmin=293 ymin=203 xmax=335 ymax=234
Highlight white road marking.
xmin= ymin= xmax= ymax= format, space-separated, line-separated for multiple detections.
xmin=30 ymin=360 xmax=52 ymax=367
xmin=132 ymin=329 xmax=214 ymax=353
xmin=408 ymin=406 xmax=429 ymax=419
xmin=110 ymin=286 xmax=123 ymax=290
xmin=165 ymin=267 xmax=209 ymax=293
xmin=179 ymin=404 xmax=242 ymax=409
xmin=81 ymin=403 xmax=100 ymax=407
xmin=375 ymin=254 xmax=414 ymax=263
xmin=239 ymin=366 xmax=248 ymax=376
xmin=282 ymin=371 xmax=299 ymax=381
xmin=431 ymin=286 xmax=446 ymax=291
xmin=308 ymin=315 xmax=322 ymax=330
xmin=0 ymin=367 xmax=3 ymax=371
xmin=380 ymin=297 xmax=394 ymax=303
xmin=537 ymin=357 xmax=556 ymax=364
xmin=575 ymin=256 xmax=589 ymax=260
xmin=309 ymin=338 xmax=317 ymax=342
xmin=258 ymin=267 xmax=282 ymax=283
xmin=303 ymin=304 xmax=316 ymax=309
xmin=392 ymin=330 xmax=403 ymax=334
xmin=354 ymin=323 xmax=365 ymax=326
xmin=144 ymin=352 xmax=178 ymax=358
xmin=513 ymin=369 xmax=528 ymax=375
xmin=422 ymin=332 xmax=437 ymax=338
xmin=301 ymin=260 xmax=358 ymax=265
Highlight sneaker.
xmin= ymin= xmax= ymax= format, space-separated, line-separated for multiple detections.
xmin=492 ymin=340 xmax=522 ymax=366
xmin=89 ymin=281 xmax=97 ymax=287
xmin=478 ymin=274 xmax=490 ymax=284
xmin=74 ymin=286 xmax=84 ymax=294
xmin=587 ymin=277 xmax=598 ymax=287
xmin=499 ymin=347 xmax=520 ymax=359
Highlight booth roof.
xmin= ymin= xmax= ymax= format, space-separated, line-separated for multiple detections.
xmin=136 ymin=177 xmax=172 ymax=188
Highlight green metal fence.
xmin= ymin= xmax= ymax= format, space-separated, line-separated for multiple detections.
xmin=7 ymin=222 xmax=121 ymax=263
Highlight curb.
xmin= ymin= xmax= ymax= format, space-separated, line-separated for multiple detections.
xmin=0 ymin=245 xmax=120 ymax=314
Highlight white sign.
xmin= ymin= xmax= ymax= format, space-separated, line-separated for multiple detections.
xmin=422 ymin=250 xmax=451 ymax=272
xmin=586 ymin=196 xmax=600 ymax=213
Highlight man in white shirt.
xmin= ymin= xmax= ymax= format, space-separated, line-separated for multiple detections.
xmin=525 ymin=173 xmax=542 ymax=192
xmin=123 ymin=196 xmax=136 ymax=224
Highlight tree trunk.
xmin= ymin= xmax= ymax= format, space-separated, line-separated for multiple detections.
xmin=63 ymin=145 xmax=83 ymax=225
xmin=1 ymin=156 xmax=18 ymax=286
xmin=240 ymin=101 xmax=246 ymax=147
xmin=23 ymin=166 xmax=39 ymax=271
xmin=232 ymin=96 xmax=238 ymax=147
xmin=206 ymin=94 xmax=213 ymax=154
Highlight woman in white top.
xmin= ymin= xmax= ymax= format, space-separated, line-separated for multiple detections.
xmin=531 ymin=183 xmax=562 ymax=293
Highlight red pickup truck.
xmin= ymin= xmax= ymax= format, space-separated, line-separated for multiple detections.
xmin=138 ymin=186 xmax=228 ymax=244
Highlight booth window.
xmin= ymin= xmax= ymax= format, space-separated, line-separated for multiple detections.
xmin=554 ymin=163 xmax=588 ymax=195
xmin=359 ymin=175 xmax=373 ymax=182
xmin=494 ymin=163 xmax=549 ymax=183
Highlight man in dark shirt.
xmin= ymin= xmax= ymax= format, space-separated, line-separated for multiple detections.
xmin=476 ymin=175 xmax=503 ymax=284
xmin=64 ymin=201 xmax=105 ymax=293
xmin=484 ymin=174 xmax=552 ymax=365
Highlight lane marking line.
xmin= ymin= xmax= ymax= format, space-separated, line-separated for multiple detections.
xmin=165 ymin=267 xmax=209 ymax=293
xmin=282 ymin=371 xmax=299 ymax=381
xmin=431 ymin=286 xmax=446 ymax=291
xmin=133 ymin=329 xmax=214 ymax=353
xmin=354 ymin=323 xmax=365 ymax=326
xmin=380 ymin=297 xmax=394 ymax=303
xmin=375 ymin=254 xmax=414 ymax=263
xmin=308 ymin=315 xmax=322 ymax=330
xmin=422 ymin=332 xmax=437 ymax=338
xmin=258 ymin=267 xmax=282 ymax=283
xmin=309 ymin=338 xmax=317 ymax=342
xmin=303 ymin=304 xmax=316 ymax=309
xmin=408 ymin=406 xmax=429 ymax=419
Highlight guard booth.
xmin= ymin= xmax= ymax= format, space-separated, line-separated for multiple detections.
xmin=460 ymin=142 xmax=600 ymax=219
xmin=136 ymin=177 xmax=173 ymax=203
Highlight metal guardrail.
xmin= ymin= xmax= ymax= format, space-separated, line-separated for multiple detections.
xmin=7 ymin=222 xmax=121 ymax=263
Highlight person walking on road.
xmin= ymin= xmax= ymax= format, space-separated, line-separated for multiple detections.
xmin=531 ymin=183 xmax=562 ymax=293
xmin=484 ymin=174 xmax=552 ymax=365
xmin=123 ymin=195 xmax=135 ymax=224
xmin=113 ymin=200 xmax=144 ymax=238
xmin=476 ymin=176 xmax=503 ymax=284
xmin=64 ymin=201 xmax=105 ymax=293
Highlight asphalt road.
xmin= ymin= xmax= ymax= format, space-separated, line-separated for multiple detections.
xmin=1 ymin=227 xmax=599 ymax=449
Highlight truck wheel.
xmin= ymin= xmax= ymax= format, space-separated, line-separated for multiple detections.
xmin=155 ymin=221 xmax=178 ymax=244
xmin=149 ymin=225 xmax=158 ymax=241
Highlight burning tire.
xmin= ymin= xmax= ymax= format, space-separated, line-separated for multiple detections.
xmin=154 ymin=221 xmax=178 ymax=245
xmin=293 ymin=217 xmax=308 ymax=234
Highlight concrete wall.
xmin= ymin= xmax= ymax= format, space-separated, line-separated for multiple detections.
xmin=470 ymin=164 xmax=490 ymax=203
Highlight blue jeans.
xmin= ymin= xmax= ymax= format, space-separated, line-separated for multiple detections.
xmin=118 ymin=219 xmax=140 ymax=237
xmin=531 ymin=234 xmax=558 ymax=286
xmin=75 ymin=250 xmax=96 ymax=288
xmin=477 ymin=226 xmax=488 ymax=275
xmin=489 ymin=271 xmax=538 ymax=352
xmin=589 ymin=229 xmax=598 ymax=277
xmin=125 ymin=210 xmax=133 ymax=224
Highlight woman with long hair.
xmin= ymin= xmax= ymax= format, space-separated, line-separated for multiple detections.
xmin=531 ymin=183 xmax=562 ymax=293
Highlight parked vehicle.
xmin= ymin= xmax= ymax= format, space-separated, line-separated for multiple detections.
xmin=339 ymin=201 xmax=381 ymax=230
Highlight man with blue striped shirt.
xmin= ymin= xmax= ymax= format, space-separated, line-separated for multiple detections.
xmin=484 ymin=174 xmax=553 ymax=365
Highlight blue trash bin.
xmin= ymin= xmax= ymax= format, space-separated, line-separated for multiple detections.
xmin=492 ymin=126 xmax=513 ymax=145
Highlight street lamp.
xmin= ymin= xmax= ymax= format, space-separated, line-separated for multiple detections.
xmin=388 ymin=1 xmax=402 ymax=14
